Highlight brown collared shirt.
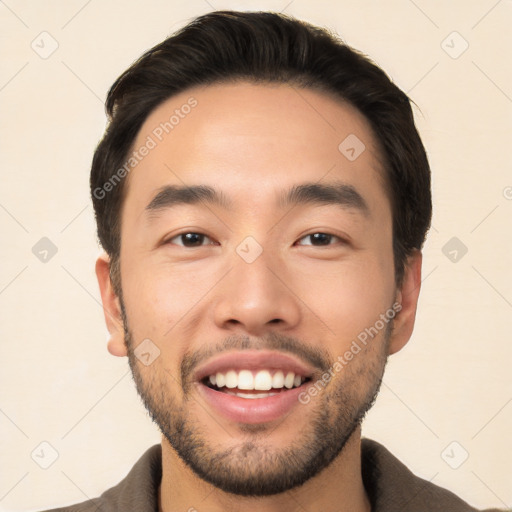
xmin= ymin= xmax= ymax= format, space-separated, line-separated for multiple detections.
xmin=41 ymin=439 xmax=506 ymax=512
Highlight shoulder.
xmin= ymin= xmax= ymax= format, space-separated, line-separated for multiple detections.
xmin=361 ymin=438 xmax=507 ymax=512
xmin=37 ymin=444 xmax=162 ymax=512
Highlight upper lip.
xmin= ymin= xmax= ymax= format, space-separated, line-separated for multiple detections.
xmin=194 ymin=350 xmax=316 ymax=382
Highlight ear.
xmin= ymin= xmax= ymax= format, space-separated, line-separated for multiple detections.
xmin=95 ymin=252 xmax=127 ymax=357
xmin=388 ymin=250 xmax=422 ymax=355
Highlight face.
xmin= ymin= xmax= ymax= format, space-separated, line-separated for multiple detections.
xmin=97 ymin=82 xmax=421 ymax=496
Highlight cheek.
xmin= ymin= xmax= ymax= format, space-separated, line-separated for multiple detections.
xmin=293 ymin=257 xmax=396 ymax=347
xmin=120 ymin=257 xmax=218 ymax=339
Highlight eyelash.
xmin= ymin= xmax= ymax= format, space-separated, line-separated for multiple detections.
xmin=296 ymin=233 xmax=345 ymax=246
xmin=164 ymin=232 xmax=346 ymax=248
xmin=165 ymin=232 xmax=218 ymax=248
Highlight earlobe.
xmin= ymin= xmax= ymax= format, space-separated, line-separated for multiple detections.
xmin=388 ymin=250 xmax=423 ymax=355
xmin=95 ymin=252 xmax=128 ymax=357
xmin=107 ymin=336 xmax=127 ymax=357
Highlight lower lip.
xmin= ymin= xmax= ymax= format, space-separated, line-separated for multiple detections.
xmin=197 ymin=383 xmax=306 ymax=424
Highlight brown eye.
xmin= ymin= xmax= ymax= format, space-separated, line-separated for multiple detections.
xmin=297 ymin=233 xmax=341 ymax=246
xmin=167 ymin=232 xmax=212 ymax=247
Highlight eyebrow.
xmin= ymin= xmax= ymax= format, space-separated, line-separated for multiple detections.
xmin=144 ymin=182 xmax=369 ymax=217
xmin=145 ymin=184 xmax=232 ymax=214
xmin=279 ymin=182 xmax=369 ymax=216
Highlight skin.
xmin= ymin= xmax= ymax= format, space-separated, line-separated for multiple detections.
xmin=96 ymin=82 xmax=422 ymax=512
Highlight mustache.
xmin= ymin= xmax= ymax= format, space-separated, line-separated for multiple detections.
xmin=180 ymin=331 xmax=332 ymax=389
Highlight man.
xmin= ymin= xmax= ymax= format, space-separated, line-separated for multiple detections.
xmin=45 ymin=10 xmax=504 ymax=512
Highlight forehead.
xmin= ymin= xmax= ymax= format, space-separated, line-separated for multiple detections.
xmin=123 ymin=81 xmax=389 ymax=217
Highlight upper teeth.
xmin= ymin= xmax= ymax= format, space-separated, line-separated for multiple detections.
xmin=208 ymin=370 xmax=304 ymax=390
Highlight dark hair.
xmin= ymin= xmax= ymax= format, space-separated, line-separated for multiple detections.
xmin=90 ymin=10 xmax=431 ymax=292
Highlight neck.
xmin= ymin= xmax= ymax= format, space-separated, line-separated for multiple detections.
xmin=158 ymin=427 xmax=371 ymax=512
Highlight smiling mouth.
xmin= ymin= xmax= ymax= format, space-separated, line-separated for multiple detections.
xmin=202 ymin=369 xmax=311 ymax=399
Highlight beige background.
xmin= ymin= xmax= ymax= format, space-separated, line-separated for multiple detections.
xmin=1 ymin=0 xmax=511 ymax=510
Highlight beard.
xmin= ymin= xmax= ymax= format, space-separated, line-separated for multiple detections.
xmin=121 ymin=299 xmax=390 ymax=497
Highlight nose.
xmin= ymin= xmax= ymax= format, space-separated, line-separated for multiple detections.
xmin=212 ymin=248 xmax=301 ymax=336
